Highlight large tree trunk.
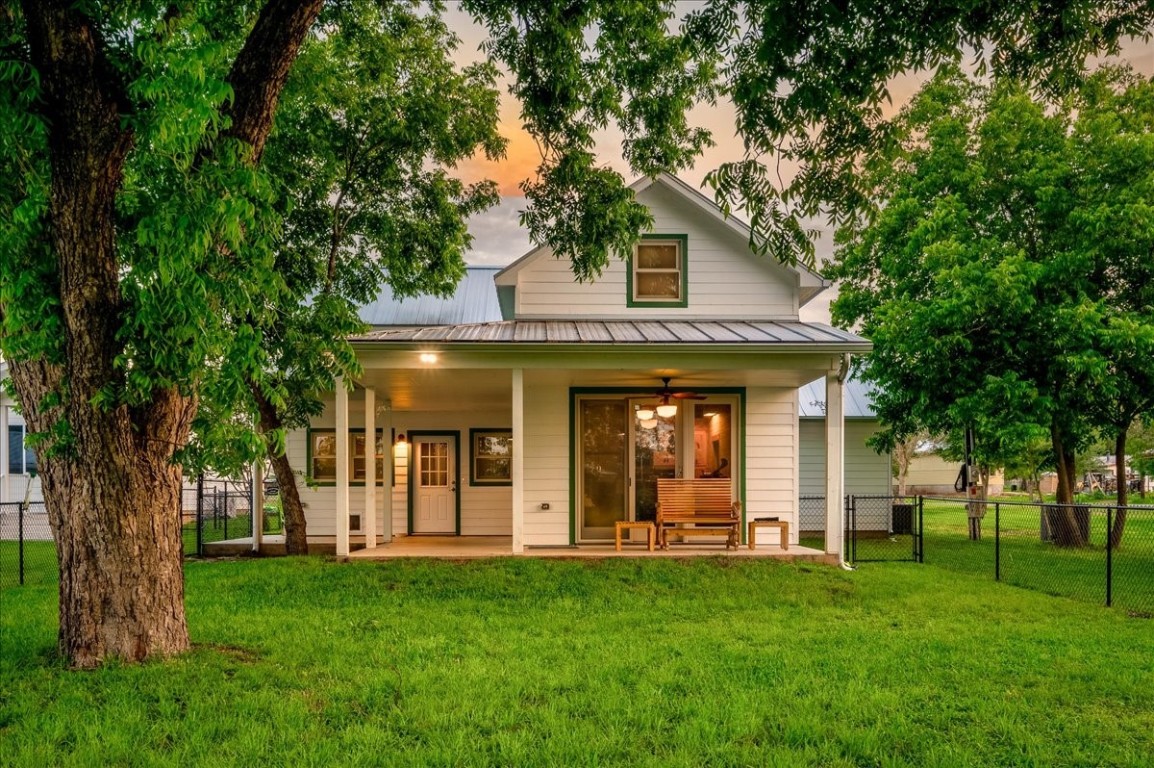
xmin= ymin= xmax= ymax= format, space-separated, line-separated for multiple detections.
xmin=1049 ymin=417 xmax=1088 ymax=547
xmin=18 ymin=2 xmax=192 ymax=667
xmin=1110 ymin=429 xmax=1128 ymax=550
xmin=16 ymin=0 xmax=323 ymax=668
xmin=252 ymin=385 xmax=309 ymax=555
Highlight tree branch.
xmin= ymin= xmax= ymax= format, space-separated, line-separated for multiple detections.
xmin=222 ymin=0 xmax=325 ymax=163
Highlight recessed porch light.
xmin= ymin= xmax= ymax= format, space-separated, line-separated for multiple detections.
xmin=419 ymin=352 xmax=438 ymax=364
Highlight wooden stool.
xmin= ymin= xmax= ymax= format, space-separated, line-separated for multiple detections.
xmin=615 ymin=521 xmax=656 ymax=551
xmin=748 ymin=519 xmax=789 ymax=550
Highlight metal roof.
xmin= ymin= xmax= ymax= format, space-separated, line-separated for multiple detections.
xmin=357 ymin=267 xmax=502 ymax=327
xmin=798 ymin=374 xmax=878 ymax=419
xmin=352 ymin=319 xmax=869 ymax=347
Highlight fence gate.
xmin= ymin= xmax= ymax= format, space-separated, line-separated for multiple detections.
xmin=845 ymin=495 xmax=924 ymax=564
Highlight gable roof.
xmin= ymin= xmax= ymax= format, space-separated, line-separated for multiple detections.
xmin=493 ymin=173 xmax=828 ymax=306
xmin=798 ymin=374 xmax=878 ymax=419
xmin=357 ymin=267 xmax=502 ymax=327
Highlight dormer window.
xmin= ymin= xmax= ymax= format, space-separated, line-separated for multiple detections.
xmin=628 ymin=234 xmax=688 ymax=308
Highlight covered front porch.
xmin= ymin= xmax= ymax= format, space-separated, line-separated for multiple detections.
xmin=268 ymin=321 xmax=864 ymax=562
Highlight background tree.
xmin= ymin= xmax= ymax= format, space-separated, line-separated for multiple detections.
xmin=830 ymin=66 xmax=1154 ymax=546
xmin=891 ymin=431 xmax=927 ymax=497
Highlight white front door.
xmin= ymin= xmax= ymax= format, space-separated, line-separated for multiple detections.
xmin=413 ymin=436 xmax=456 ymax=534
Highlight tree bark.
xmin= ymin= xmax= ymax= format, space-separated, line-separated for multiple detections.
xmin=15 ymin=0 xmax=322 ymax=667
xmin=251 ymin=385 xmax=309 ymax=555
xmin=1049 ymin=416 xmax=1088 ymax=547
xmin=1110 ymin=429 xmax=1128 ymax=550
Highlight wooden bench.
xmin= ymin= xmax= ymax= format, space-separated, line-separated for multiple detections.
xmin=656 ymin=478 xmax=741 ymax=550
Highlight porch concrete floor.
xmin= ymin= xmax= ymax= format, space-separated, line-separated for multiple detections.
xmin=347 ymin=535 xmax=833 ymax=563
xmin=204 ymin=535 xmax=834 ymax=563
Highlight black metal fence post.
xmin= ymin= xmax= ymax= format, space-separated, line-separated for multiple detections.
xmin=918 ymin=498 xmax=925 ymax=563
xmin=196 ymin=473 xmax=204 ymax=557
xmin=995 ymin=502 xmax=1001 ymax=582
xmin=18 ymin=501 xmax=25 ymax=586
xmin=1106 ymin=507 xmax=1113 ymax=608
xmin=850 ymin=496 xmax=857 ymax=564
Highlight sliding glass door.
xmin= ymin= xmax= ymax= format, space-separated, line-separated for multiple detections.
xmin=577 ymin=394 xmax=738 ymax=542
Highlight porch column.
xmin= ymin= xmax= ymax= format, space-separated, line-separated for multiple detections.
xmin=335 ymin=377 xmax=350 ymax=558
xmin=511 ymin=368 xmax=525 ymax=554
xmin=381 ymin=399 xmax=393 ymax=541
xmin=251 ymin=460 xmax=264 ymax=553
xmin=363 ymin=386 xmax=377 ymax=550
xmin=0 ymin=404 xmax=8 ymax=503
xmin=824 ymin=366 xmax=845 ymax=559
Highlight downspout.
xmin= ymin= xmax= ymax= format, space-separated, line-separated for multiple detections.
xmin=837 ymin=353 xmax=856 ymax=571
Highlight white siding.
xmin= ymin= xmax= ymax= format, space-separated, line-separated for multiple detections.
xmin=799 ymin=419 xmax=891 ymax=531
xmin=745 ymin=387 xmax=799 ymax=544
xmin=511 ymin=183 xmax=800 ymax=320
xmin=522 ymin=374 xmax=570 ymax=546
xmin=287 ymin=403 xmax=514 ymax=539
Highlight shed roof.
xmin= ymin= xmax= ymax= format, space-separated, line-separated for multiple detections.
xmin=357 ymin=267 xmax=502 ymax=327
xmin=798 ymin=374 xmax=878 ymax=419
xmin=352 ymin=319 xmax=869 ymax=348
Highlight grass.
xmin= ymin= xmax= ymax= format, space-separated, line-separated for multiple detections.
xmin=3 ymin=557 xmax=1153 ymax=766
xmin=834 ymin=498 xmax=1154 ymax=615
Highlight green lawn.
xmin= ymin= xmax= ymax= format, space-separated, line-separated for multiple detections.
xmin=3 ymin=558 xmax=1153 ymax=767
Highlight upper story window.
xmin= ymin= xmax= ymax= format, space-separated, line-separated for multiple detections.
xmin=629 ymin=234 xmax=688 ymax=308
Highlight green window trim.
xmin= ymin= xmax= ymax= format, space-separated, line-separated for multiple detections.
xmin=626 ymin=233 xmax=689 ymax=309
xmin=469 ymin=427 xmax=513 ymax=487
xmin=305 ymin=427 xmax=387 ymax=487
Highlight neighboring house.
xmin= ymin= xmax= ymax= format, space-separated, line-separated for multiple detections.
xmin=1 ymin=360 xmax=43 ymax=504
xmin=283 ymin=174 xmax=871 ymax=557
xmin=797 ymin=376 xmax=891 ymax=532
xmin=904 ymin=451 xmax=1005 ymax=496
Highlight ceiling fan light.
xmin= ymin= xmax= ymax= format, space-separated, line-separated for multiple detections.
xmin=655 ymin=403 xmax=678 ymax=419
xmin=636 ymin=407 xmax=655 ymax=421
xmin=639 ymin=418 xmax=658 ymax=429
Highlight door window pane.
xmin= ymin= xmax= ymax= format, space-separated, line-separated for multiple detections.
xmin=420 ymin=442 xmax=449 ymax=487
xmin=581 ymin=400 xmax=628 ymax=529
xmin=694 ymin=405 xmax=733 ymax=479
xmin=634 ymin=408 xmax=677 ymax=522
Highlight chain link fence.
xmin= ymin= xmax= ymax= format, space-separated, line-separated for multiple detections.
xmin=920 ymin=497 xmax=1154 ymax=615
xmin=0 ymin=501 xmax=57 ymax=587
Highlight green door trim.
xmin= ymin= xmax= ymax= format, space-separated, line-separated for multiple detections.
xmin=406 ymin=430 xmax=462 ymax=536
xmin=568 ymin=387 xmax=746 ymax=545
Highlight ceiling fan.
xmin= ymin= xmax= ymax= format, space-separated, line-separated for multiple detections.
xmin=637 ymin=378 xmax=704 ymax=423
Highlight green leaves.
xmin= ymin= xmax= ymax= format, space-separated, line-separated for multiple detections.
xmin=465 ymin=0 xmax=719 ymax=278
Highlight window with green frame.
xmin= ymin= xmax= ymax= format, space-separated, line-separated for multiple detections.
xmin=470 ymin=429 xmax=512 ymax=486
xmin=628 ymin=234 xmax=688 ymax=307
xmin=309 ymin=429 xmax=385 ymax=484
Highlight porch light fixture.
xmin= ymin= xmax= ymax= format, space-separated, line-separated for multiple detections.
xmin=393 ymin=433 xmax=408 ymax=459
xmin=419 ymin=352 xmax=438 ymax=364
xmin=636 ymin=407 xmax=655 ymax=421
xmin=655 ymin=403 xmax=678 ymax=419
xmin=638 ymin=418 xmax=658 ymax=429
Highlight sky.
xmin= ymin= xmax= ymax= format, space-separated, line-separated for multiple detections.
xmin=439 ymin=6 xmax=1154 ymax=323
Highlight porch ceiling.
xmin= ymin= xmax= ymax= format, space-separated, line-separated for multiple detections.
xmin=352 ymin=366 xmax=835 ymax=413
xmin=354 ymin=368 xmax=513 ymax=412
